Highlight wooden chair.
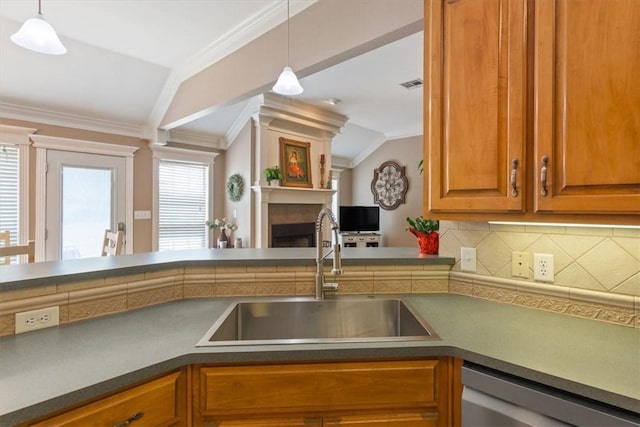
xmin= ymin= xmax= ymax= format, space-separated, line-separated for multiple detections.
xmin=0 ymin=230 xmax=10 ymax=264
xmin=102 ymin=230 xmax=124 ymax=256
xmin=0 ymin=240 xmax=35 ymax=265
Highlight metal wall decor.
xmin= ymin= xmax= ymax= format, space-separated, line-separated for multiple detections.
xmin=371 ymin=161 xmax=408 ymax=210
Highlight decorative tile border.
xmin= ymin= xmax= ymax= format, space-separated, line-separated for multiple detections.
xmin=450 ymin=272 xmax=638 ymax=328
xmin=1 ymin=264 xmax=637 ymax=337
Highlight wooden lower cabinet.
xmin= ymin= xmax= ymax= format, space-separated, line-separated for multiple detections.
xmin=210 ymin=417 xmax=322 ymax=426
xmin=324 ymin=411 xmax=438 ymax=426
xmin=20 ymin=358 xmax=461 ymax=427
xmin=192 ymin=358 xmax=455 ymax=427
xmin=23 ymin=369 xmax=187 ymax=427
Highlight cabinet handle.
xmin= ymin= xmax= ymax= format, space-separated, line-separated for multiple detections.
xmin=510 ymin=158 xmax=519 ymax=197
xmin=114 ymin=412 xmax=144 ymax=427
xmin=540 ymin=155 xmax=549 ymax=197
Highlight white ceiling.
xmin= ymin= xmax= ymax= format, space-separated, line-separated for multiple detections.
xmin=0 ymin=0 xmax=423 ymax=166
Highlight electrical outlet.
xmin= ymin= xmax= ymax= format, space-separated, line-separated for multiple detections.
xmin=533 ymin=253 xmax=554 ymax=282
xmin=460 ymin=247 xmax=477 ymax=272
xmin=512 ymin=252 xmax=530 ymax=278
xmin=15 ymin=306 xmax=59 ymax=334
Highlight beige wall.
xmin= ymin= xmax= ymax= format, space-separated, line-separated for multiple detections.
xmin=1 ymin=117 xmax=154 ymax=252
xmin=350 ymin=135 xmax=423 ymax=247
xmin=223 ymin=121 xmax=253 ymax=247
xmin=0 ymin=117 xmax=224 ymax=254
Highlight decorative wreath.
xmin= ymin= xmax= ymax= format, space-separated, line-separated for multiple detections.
xmin=226 ymin=173 xmax=244 ymax=202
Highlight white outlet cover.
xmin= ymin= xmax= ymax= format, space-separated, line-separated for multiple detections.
xmin=15 ymin=306 xmax=60 ymax=334
xmin=533 ymin=253 xmax=554 ymax=282
xmin=460 ymin=247 xmax=477 ymax=272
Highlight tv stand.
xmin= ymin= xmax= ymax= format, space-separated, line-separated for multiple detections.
xmin=340 ymin=232 xmax=381 ymax=248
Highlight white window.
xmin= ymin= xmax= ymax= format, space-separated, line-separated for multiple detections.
xmin=153 ymin=146 xmax=217 ymax=251
xmin=0 ymin=145 xmax=19 ymax=248
xmin=0 ymin=125 xmax=35 ymax=264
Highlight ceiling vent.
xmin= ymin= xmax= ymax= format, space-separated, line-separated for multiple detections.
xmin=399 ymin=78 xmax=424 ymax=90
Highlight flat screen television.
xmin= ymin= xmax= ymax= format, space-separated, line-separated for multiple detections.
xmin=339 ymin=206 xmax=380 ymax=233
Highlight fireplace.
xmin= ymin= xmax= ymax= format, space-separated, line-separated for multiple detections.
xmin=251 ymin=186 xmax=336 ymax=248
xmin=271 ymin=223 xmax=315 ymax=247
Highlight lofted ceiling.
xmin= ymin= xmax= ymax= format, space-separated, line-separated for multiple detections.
xmin=0 ymin=0 xmax=423 ymax=167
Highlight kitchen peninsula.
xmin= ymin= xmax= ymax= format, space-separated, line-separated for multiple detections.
xmin=1 ymin=249 xmax=638 ymax=426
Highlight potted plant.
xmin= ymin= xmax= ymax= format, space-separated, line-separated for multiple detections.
xmin=406 ymin=216 xmax=439 ymax=255
xmin=265 ymin=166 xmax=283 ymax=186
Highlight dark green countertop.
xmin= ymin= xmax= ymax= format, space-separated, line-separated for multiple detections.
xmin=0 ymin=294 xmax=638 ymax=426
xmin=0 ymin=247 xmax=453 ymax=291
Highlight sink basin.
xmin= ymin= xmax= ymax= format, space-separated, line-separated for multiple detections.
xmin=196 ymin=297 xmax=439 ymax=346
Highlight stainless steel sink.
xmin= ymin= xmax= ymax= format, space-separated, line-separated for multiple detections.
xmin=196 ymin=297 xmax=439 ymax=346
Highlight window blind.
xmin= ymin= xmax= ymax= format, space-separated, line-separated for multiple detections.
xmin=158 ymin=159 xmax=209 ymax=251
xmin=0 ymin=145 xmax=19 ymax=263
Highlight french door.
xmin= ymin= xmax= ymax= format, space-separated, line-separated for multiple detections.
xmin=45 ymin=151 xmax=126 ymax=261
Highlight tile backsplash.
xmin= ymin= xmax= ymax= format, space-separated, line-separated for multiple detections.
xmin=439 ymin=221 xmax=640 ymax=297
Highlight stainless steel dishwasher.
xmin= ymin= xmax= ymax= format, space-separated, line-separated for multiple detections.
xmin=461 ymin=363 xmax=640 ymax=427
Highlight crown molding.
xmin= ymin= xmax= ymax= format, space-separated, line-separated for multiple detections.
xmin=384 ymin=128 xmax=422 ymax=141
xmin=259 ymin=92 xmax=349 ymax=137
xmin=0 ymin=102 xmax=143 ymax=138
xmin=330 ymin=156 xmax=353 ymax=169
xmin=168 ymin=128 xmax=225 ymax=149
xmin=225 ymin=96 xmax=263 ymax=148
xmin=350 ymin=132 xmax=388 ymax=168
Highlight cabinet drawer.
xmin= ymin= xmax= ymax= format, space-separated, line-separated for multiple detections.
xmin=29 ymin=371 xmax=184 ymax=427
xmin=324 ymin=411 xmax=438 ymax=426
xmin=198 ymin=360 xmax=439 ymax=417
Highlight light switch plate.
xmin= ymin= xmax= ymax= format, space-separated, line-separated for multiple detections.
xmin=460 ymin=247 xmax=477 ymax=272
xmin=134 ymin=210 xmax=151 ymax=220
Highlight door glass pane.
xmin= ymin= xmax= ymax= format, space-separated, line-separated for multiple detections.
xmin=61 ymin=166 xmax=112 ymax=259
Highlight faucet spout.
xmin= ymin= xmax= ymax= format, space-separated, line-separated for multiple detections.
xmin=315 ymin=208 xmax=343 ymax=300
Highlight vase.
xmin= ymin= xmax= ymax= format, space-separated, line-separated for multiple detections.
xmin=217 ymin=229 xmax=228 ymax=249
xmin=408 ymin=228 xmax=439 ymax=255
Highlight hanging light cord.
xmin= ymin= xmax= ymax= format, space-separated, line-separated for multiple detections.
xmin=37 ymin=0 xmax=42 ymax=16
xmin=286 ymin=0 xmax=290 ymax=66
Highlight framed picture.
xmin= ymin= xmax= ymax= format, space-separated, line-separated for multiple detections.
xmin=279 ymin=137 xmax=313 ymax=188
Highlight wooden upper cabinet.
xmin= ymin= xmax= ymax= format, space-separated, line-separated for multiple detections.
xmin=425 ymin=0 xmax=528 ymax=213
xmin=534 ymin=0 xmax=640 ymax=214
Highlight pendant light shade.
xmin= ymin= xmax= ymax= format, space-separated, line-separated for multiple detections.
xmin=272 ymin=0 xmax=303 ymax=96
xmin=11 ymin=0 xmax=66 ymax=55
xmin=273 ymin=66 xmax=303 ymax=96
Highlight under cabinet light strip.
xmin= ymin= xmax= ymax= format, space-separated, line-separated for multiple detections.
xmin=488 ymin=221 xmax=640 ymax=229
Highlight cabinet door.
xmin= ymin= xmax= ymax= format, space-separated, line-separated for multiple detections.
xmin=425 ymin=0 xmax=527 ymax=212
xmin=324 ymin=411 xmax=438 ymax=426
xmin=534 ymin=0 xmax=640 ymax=214
xmin=28 ymin=371 xmax=185 ymax=427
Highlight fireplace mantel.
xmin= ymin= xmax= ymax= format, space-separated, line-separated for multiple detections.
xmin=251 ymin=185 xmax=335 ymax=204
xmin=251 ymin=185 xmax=336 ymax=248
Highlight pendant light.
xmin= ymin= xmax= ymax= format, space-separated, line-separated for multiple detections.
xmin=272 ymin=0 xmax=303 ymax=95
xmin=11 ymin=0 xmax=67 ymax=55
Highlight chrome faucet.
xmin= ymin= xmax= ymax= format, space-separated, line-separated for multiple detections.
xmin=315 ymin=208 xmax=343 ymax=300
